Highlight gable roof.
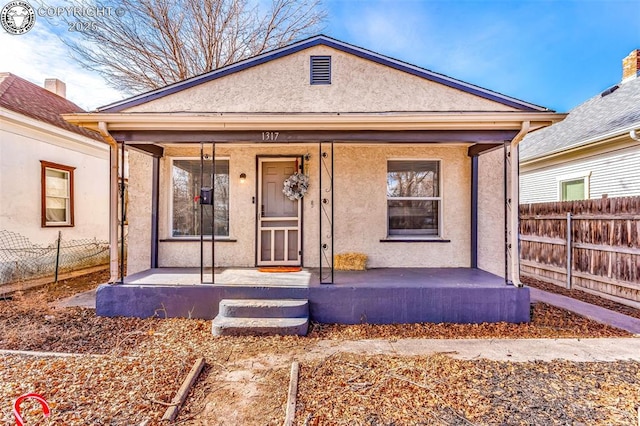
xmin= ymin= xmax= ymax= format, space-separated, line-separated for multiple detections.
xmin=0 ymin=73 xmax=103 ymax=142
xmin=98 ymin=34 xmax=550 ymax=113
xmin=520 ymin=76 xmax=640 ymax=162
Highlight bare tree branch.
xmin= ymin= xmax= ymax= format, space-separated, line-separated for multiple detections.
xmin=52 ymin=0 xmax=326 ymax=94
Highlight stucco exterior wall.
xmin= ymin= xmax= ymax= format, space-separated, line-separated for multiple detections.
xmin=0 ymin=119 xmax=109 ymax=246
xmin=125 ymin=46 xmax=518 ymax=114
xmin=151 ymin=144 xmax=473 ymax=269
xmin=127 ymin=150 xmax=153 ymax=274
xmin=477 ymin=147 xmax=506 ymax=278
xmin=520 ymin=141 xmax=640 ymax=204
xmin=158 ymin=145 xmax=319 ymax=267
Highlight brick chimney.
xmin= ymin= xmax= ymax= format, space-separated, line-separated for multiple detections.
xmin=622 ymin=49 xmax=640 ymax=82
xmin=44 ymin=78 xmax=66 ymax=98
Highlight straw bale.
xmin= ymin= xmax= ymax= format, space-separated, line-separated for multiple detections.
xmin=334 ymin=252 xmax=368 ymax=271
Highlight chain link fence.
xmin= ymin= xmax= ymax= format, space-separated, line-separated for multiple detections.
xmin=0 ymin=230 xmax=110 ymax=285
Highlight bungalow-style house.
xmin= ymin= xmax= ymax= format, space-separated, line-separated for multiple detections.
xmin=64 ymin=35 xmax=563 ymax=327
xmin=520 ymin=49 xmax=640 ymax=203
xmin=0 ymin=74 xmax=110 ymax=284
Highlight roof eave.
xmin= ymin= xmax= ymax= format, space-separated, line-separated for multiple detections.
xmin=1 ymin=107 xmax=109 ymax=148
xmin=63 ymin=111 xmax=565 ymax=133
xmin=521 ymin=121 xmax=640 ymax=165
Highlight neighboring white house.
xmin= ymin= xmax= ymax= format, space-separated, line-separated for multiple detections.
xmin=0 ymin=73 xmax=110 ymax=282
xmin=520 ymin=49 xmax=640 ymax=204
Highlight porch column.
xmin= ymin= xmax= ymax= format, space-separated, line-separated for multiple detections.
xmin=470 ymin=155 xmax=478 ymax=268
xmin=508 ymin=121 xmax=530 ymax=287
xmin=97 ymin=122 xmax=120 ymax=283
xmin=151 ymin=156 xmax=160 ymax=268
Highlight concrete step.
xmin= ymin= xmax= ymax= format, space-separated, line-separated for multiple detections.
xmin=219 ymin=298 xmax=308 ymax=319
xmin=212 ymin=316 xmax=309 ymax=336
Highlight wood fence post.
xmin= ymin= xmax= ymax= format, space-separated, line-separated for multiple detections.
xmin=566 ymin=212 xmax=572 ymax=289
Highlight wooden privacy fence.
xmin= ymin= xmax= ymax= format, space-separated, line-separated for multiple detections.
xmin=519 ymin=196 xmax=640 ymax=308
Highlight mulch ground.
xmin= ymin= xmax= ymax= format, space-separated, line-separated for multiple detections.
xmin=1 ymin=272 xmax=639 ymax=424
xmin=523 ymin=275 xmax=640 ymax=319
xmin=296 ymin=353 xmax=640 ymax=425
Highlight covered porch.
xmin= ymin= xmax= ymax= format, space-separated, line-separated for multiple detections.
xmin=96 ymin=267 xmax=530 ymax=324
xmin=61 ymin=35 xmax=567 ymax=325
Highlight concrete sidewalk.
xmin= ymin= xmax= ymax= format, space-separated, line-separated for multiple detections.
xmin=308 ymin=337 xmax=640 ymax=362
xmin=53 ymin=289 xmax=96 ymax=309
xmin=530 ymin=287 xmax=640 ymax=335
xmin=4 ymin=337 xmax=640 ymax=362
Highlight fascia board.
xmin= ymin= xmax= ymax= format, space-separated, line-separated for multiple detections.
xmin=63 ymin=111 xmax=565 ymax=132
xmin=1 ymin=107 xmax=110 ymax=151
xmin=521 ymin=121 xmax=640 ymax=166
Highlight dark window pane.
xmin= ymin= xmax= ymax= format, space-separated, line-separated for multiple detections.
xmin=387 ymin=160 xmax=439 ymax=197
xmin=172 ymin=159 xmax=229 ymax=237
xmin=388 ymin=200 xmax=439 ymax=236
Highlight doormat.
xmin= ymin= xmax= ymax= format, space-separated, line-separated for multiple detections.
xmin=258 ymin=266 xmax=302 ymax=273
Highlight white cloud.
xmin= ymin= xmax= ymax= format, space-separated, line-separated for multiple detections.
xmin=340 ymin=1 xmax=427 ymax=59
xmin=0 ymin=12 xmax=124 ymax=110
xmin=330 ymin=1 xmax=526 ymax=94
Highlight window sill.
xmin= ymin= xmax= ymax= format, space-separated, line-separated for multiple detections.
xmin=160 ymin=237 xmax=237 ymax=242
xmin=380 ymin=238 xmax=450 ymax=243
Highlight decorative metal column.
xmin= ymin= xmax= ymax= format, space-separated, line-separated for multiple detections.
xmin=319 ymin=141 xmax=334 ymax=284
xmin=211 ymin=142 xmax=216 ymax=285
xmin=200 ymin=142 xmax=205 ymax=283
xmin=199 ymin=141 xmax=216 ymax=284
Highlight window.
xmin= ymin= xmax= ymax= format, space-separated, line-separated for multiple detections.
xmin=310 ymin=56 xmax=331 ymax=84
xmin=557 ymin=172 xmax=590 ymax=201
xmin=561 ymin=179 xmax=585 ymax=201
xmin=41 ymin=161 xmax=75 ymax=227
xmin=387 ymin=160 xmax=441 ymax=237
xmin=171 ymin=158 xmax=229 ymax=237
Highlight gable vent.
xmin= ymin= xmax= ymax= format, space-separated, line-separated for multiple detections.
xmin=310 ymin=56 xmax=331 ymax=84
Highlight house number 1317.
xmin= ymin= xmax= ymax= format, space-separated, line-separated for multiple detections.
xmin=262 ymin=132 xmax=279 ymax=141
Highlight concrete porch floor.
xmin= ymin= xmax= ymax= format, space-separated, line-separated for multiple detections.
xmin=96 ymin=267 xmax=529 ymax=324
xmin=122 ymin=267 xmax=507 ymax=288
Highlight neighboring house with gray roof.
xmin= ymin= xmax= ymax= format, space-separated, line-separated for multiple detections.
xmin=520 ymin=49 xmax=640 ymax=204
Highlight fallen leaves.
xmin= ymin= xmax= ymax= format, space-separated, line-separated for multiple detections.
xmin=0 ymin=274 xmax=639 ymax=425
xmin=295 ymin=353 xmax=640 ymax=425
xmin=0 ymin=352 xmax=192 ymax=425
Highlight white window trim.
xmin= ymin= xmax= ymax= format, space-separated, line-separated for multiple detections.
xmin=386 ymin=158 xmax=443 ymax=239
xmin=556 ymin=171 xmax=591 ymax=201
xmin=169 ymin=156 xmax=231 ymax=240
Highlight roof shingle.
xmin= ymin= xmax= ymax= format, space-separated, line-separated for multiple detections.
xmin=0 ymin=73 xmax=104 ymax=142
xmin=520 ymin=76 xmax=640 ymax=162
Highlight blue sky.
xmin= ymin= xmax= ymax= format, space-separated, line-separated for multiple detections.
xmin=1 ymin=0 xmax=638 ymax=112
xmin=324 ymin=0 xmax=640 ymax=112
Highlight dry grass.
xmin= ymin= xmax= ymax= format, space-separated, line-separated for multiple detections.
xmin=1 ymin=272 xmax=639 ymax=424
xmin=296 ymin=353 xmax=640 ymax=425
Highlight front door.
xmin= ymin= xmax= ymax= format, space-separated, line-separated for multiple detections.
xmin=257 ymin=158 xmax=302 ymax=266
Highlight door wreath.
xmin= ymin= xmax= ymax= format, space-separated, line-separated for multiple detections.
xmin=283 ymin=173 xmax=309 ymax=200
